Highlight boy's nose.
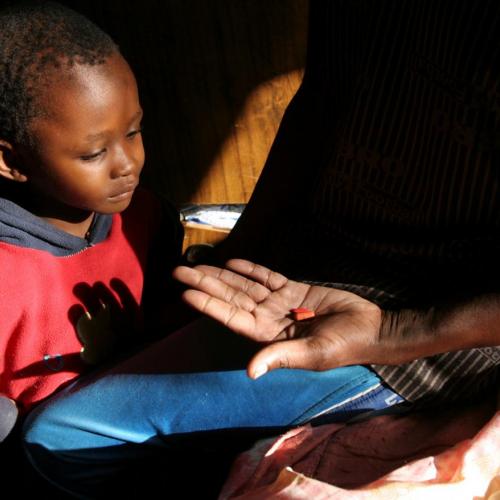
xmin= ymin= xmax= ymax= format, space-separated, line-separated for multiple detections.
xmin=111 ymin=146 xmax=135 ymax=178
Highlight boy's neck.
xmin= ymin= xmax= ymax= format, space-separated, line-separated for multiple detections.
xmin=39 ymin=213 xmax=95 ymax=239
xmin=27 ymin=198 xmax=96 ymax=239
xmin=0 ymin=182 xmax=96 ymax=239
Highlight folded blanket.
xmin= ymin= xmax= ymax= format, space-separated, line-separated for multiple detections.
xmin=220 ymin=396 xmax=499 ymax=499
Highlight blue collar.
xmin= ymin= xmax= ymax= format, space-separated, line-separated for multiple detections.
xmin=0 ymin=196 xmax=112 ymax=256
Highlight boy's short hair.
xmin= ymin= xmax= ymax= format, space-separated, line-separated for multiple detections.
xmin=0 ymin=1 xmax=119 ymax=146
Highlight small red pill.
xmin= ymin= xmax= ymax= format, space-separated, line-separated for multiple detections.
xmin=290 ymin=307 xmax=315 ymax=321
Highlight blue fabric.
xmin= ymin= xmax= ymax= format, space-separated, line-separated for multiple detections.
xmin=0 ymin=195 xmax=112 ymax=255
xmin=22 ymin=319 xmax=403 ymax=497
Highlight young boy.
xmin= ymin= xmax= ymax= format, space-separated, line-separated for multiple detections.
xmin=0 ymin=1 xmax=182 ymax=432
xmin=4 ymin=2 xmax=462 ymax=498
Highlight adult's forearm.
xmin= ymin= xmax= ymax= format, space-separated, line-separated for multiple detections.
xmin=378 ymin=293 xmax=500 ymax=364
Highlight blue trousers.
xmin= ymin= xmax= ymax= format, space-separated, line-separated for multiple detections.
xmin=23 ymin=319 xmax=403 ymax=498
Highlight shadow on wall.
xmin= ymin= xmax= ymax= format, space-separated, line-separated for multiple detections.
xmin=60 ymin=0 xmax=309 ymax=204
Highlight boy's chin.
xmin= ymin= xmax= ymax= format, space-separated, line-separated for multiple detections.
xmin=99 ymin=191 xmax=136 ymax=213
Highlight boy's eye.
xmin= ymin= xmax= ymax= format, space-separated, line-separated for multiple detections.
xmin=126 ymin=128 xmax=142 ymax=139
xmin=80 ymin=149 xmax=105 ymax=162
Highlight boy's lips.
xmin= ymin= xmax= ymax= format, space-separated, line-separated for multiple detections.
xmin=108 ymin=181 xmax=138 ymax=201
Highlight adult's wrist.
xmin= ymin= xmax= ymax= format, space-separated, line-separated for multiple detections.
xmin=378 ymin=293 xmax=500 ymax=364
xmin=377 ymin=307 xmax=442 ymax=364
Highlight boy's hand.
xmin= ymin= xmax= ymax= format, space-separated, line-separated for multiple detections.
xmin=173 ymin=259 xmax=385 ymax=378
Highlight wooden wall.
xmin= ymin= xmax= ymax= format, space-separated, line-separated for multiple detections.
xmin=61 ymin=0 xmax=309 ymax=205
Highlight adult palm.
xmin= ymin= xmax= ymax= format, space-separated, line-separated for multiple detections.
xmin=173 ymin=259 xmax=383 ymax=378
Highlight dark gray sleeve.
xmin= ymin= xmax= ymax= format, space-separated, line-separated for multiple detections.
xmin=0 ymin=396 xmax=18 ymax=442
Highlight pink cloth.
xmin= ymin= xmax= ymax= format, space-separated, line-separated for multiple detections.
xmin=221 ymin=395 xmax=500 ymax=499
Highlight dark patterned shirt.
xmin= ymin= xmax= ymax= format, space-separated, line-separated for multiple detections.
xmin=224 ymin=0 xmax=500 ymax=402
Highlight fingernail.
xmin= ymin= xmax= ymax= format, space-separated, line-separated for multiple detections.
xmin=252 ymin=364 xmax=268 ymax=379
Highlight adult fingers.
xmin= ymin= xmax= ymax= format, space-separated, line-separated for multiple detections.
xmin=246 ymin=336 xmax=340 ymax=379
xmin=173 ymin=266 xmax=256 ymax=311
xmin=195 ymin=264 xmax=271 ymax=303
xmin=181 ymin=289 xmax=258 ymax=336
xmin=225 ymin=259 xmax=290 ymax=292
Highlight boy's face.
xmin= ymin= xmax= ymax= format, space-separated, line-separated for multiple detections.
xmin=20 ymin=53 xmax=144 ymax=217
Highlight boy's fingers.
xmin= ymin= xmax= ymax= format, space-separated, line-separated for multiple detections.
xmin=247 ymin=337 xmax=339 ymax=378
xmin=73 ymin=282 xmax=103 ymax=315
xmin=182 ymin=289 xmax=257 ymax=335
xmin=0 ymin=396 xmax=18 ymax=442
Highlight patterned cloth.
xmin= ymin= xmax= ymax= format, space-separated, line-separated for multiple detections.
xmin=220 ymin=392 xmax=500 ymax=499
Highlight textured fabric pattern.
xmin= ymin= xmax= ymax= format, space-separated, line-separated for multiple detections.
xmin=220 ymin=393 xmax=499 ymax=499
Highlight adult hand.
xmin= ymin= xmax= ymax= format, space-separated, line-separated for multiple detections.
xmin=173 ymin=259 xmax=386 ymax=378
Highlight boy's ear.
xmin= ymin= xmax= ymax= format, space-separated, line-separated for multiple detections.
xmin=0 ymin=139 xmax=27 ymax=182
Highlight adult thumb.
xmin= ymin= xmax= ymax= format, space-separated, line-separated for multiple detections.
xmin=247 ymin=337 xmax=332 ymax=379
